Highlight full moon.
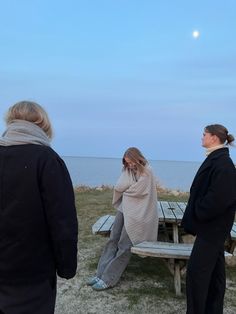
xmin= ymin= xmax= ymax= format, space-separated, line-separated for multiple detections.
xmin=192 ymin=30 xmax=200 ymax=39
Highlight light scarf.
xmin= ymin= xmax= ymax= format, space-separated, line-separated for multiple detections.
xmin=205 ymin=144 xmax=225 ymax=156
xmin=0 ymin=120 xmax=51 ymax=146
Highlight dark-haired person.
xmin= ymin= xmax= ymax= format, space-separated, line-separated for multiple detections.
xmin=182 ymin=124 xmax=236 ymax=314
xmin=87 ymin=147 xmax=158 ymax=290
xmin=0 ymin=101 xmax=78 ymax=314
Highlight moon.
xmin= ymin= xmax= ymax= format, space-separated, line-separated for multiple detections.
xmin=192 ymin=30 xmax=200 ymax=39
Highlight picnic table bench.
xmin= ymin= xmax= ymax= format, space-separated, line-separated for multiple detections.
xmin=131 ymin=241 xmax=233 ymax=296
xmin=92 ymin=214 xmax=115 ymax=236
xmin=92 ymin=201 xmax=236 ymax=296
xmin=132 ymin=241 xmax=193 ymax=295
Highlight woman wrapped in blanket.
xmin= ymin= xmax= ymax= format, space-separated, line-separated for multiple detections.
xmin=87 ymin=147 xmax=158 ymax=290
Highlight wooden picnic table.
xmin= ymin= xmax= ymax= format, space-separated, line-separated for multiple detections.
xmin=158 ymin=201 xmax=236 ymax=252
xmin=92 ymin=201 xmax=186 ymax=238
xmin=93 ymin=200 xmax=236 ymax=248
xmin=92 ymin=200 xmax=236 ymax=296
xmin=158 ymin=201 xmax=187 ymax=243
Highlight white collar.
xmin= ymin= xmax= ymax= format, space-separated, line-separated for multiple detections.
xmin=205 ymin=144 xmax=225 ymax=156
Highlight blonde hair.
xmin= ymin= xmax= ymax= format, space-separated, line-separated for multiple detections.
xmin=123 ymin=147 xmax=148 ymax=173
xmin=5 ymin=101 xmax=53 ymax=138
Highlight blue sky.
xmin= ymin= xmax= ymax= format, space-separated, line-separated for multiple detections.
xmin=0 ymin=0 xmax=236 ymax=162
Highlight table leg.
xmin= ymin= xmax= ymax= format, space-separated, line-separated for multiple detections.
xmin=229 ymin=241 xmax=236 ymax=254
xmin=173 ymin=224 xmax=179 ymax=243
xmin=166 ymin=259 xmax=182 ymax=296
xmin=174 ymin=261 xmax=181 ymax=296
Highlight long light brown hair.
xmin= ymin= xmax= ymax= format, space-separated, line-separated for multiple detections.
xmin=122 ymin=147 xmax=148 ymax=173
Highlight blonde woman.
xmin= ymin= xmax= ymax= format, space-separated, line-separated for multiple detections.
xmin=0 ymin=101 xmax=78 ymax=314
xmin=87 ymin=147 xmax=158 ymax=290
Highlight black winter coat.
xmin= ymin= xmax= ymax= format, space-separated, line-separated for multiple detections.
xmin=0 ymin=144 xmax=78 ymax=284
xmin=182 ymin=148 xmax=236 ymax=245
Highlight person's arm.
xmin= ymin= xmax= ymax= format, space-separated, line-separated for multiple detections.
xmin=114 ymin=169 xmax=135 ymax=192
xmin=194 ymin=165 xmax=236 ymax=221
xmin=40 ymin=152 xmax=78 ymax=279
xmin=124 ymin=172 xmax=152 ymax=198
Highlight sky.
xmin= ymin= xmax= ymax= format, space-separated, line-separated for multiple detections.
xmin=0 ymin=0 xmax=236 ymax=162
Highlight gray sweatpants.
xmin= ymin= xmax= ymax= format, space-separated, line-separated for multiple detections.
xmin=96 ymin=211 xmax=132 ymax=287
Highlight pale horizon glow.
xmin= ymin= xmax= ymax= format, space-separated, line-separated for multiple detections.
xmin=0 ymin=1 xmax=236 ymax=163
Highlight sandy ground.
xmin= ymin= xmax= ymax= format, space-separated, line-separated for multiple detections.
xmin=54 ymin=246 xmax=236 ymax=314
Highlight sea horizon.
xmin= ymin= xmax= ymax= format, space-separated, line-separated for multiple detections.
xmin=62 ymin=156 xmax=202 ymax=192
xmin=61 ymin=154 xmax=203 ymax=164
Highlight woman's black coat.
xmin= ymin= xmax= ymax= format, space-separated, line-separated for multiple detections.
xmin=0 ymin=144 xmax=78 ymax=284
xmin=182 ymin=147 xmax=236 ymax=245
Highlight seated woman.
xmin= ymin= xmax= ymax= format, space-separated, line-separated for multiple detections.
xmin=87 ymin=147 xmax=159 ymax=290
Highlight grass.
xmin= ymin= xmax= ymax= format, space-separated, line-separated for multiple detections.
xmin=74 ymin=186 xmax=185 ymax=309
xmin=74 ymin=186 xmax=114 ymax=249
xmin=55 ymin=186 xmax=236 ymax=314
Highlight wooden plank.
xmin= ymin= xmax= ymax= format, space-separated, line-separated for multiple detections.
xmin=172 ymin=224 xmax=179 ymax=243
xmin=92 ymin=215 xmax=115 ymax=234
xmin=98 ymin=215 xmax=115 ymax=234
xmin=92 ymin=215 xmax=110 ymax=234
xmin=131 ymin=241 xmax=193 ymax=259
xmin=176 ymin=202 xmax=187 ymax=213
xmin=160 ymin=201 xmax=177 ymax=223
xmin=131 ymin=241 xmax=233 ymax=259
xmin=157 ymin=201 xmax=165 ymax=222
xmin=230 ymin=222 xmax=236 ymax=241
xmin=168 ymin=202 xmax=183 ymax=221
xmin=174 ymin=261 xmax=181 ymax=296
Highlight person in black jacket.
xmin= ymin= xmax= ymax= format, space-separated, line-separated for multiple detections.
xmin=0 ymin=101 xmax=78 ymax=314
xmin=182 ymin=124 xmax=236 ymax=314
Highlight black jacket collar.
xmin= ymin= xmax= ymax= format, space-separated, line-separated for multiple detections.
xmin=193 ymin=147 xmax=229 ymax=180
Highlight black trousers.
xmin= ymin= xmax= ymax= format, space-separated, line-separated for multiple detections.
xmin=0 ymin=276 xmax=57 ymax=314
xmin=186 ymin=237 xmax=225 ymax=314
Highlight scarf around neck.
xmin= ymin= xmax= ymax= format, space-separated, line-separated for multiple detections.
xmin=205 ymin=144 xmax=225 ymax=156
xmin=0 ymin=120 xmax=51 ymax=147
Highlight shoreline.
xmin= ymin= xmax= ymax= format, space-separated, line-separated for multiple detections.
xmin=74 ymin=184 xmax=190 ymax=199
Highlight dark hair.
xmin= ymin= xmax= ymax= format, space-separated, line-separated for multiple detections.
xmin=122 ymin=147 xmax=148 ymax=173
xmin=205 ymin=124 xmax=234 ymax=146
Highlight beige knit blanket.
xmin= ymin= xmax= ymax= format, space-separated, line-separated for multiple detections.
xmin=112 ymin=165 xmax=158 ymax=245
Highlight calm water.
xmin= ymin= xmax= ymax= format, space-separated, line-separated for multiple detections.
xmin=62 ymin=156 xmax=201 ymax=192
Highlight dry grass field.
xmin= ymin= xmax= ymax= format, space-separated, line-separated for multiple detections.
xmin=55 ymin=187 xmax=236 ymax=314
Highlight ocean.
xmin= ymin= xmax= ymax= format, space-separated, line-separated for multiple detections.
xmin=62 ymin=156 xmax=201 ymax=192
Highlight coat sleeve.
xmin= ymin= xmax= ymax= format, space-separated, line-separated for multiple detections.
xmin=194 ymin=165 xmax=236 ymax=222
xmin=40 ymin=152 xmax=78 ymax=279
